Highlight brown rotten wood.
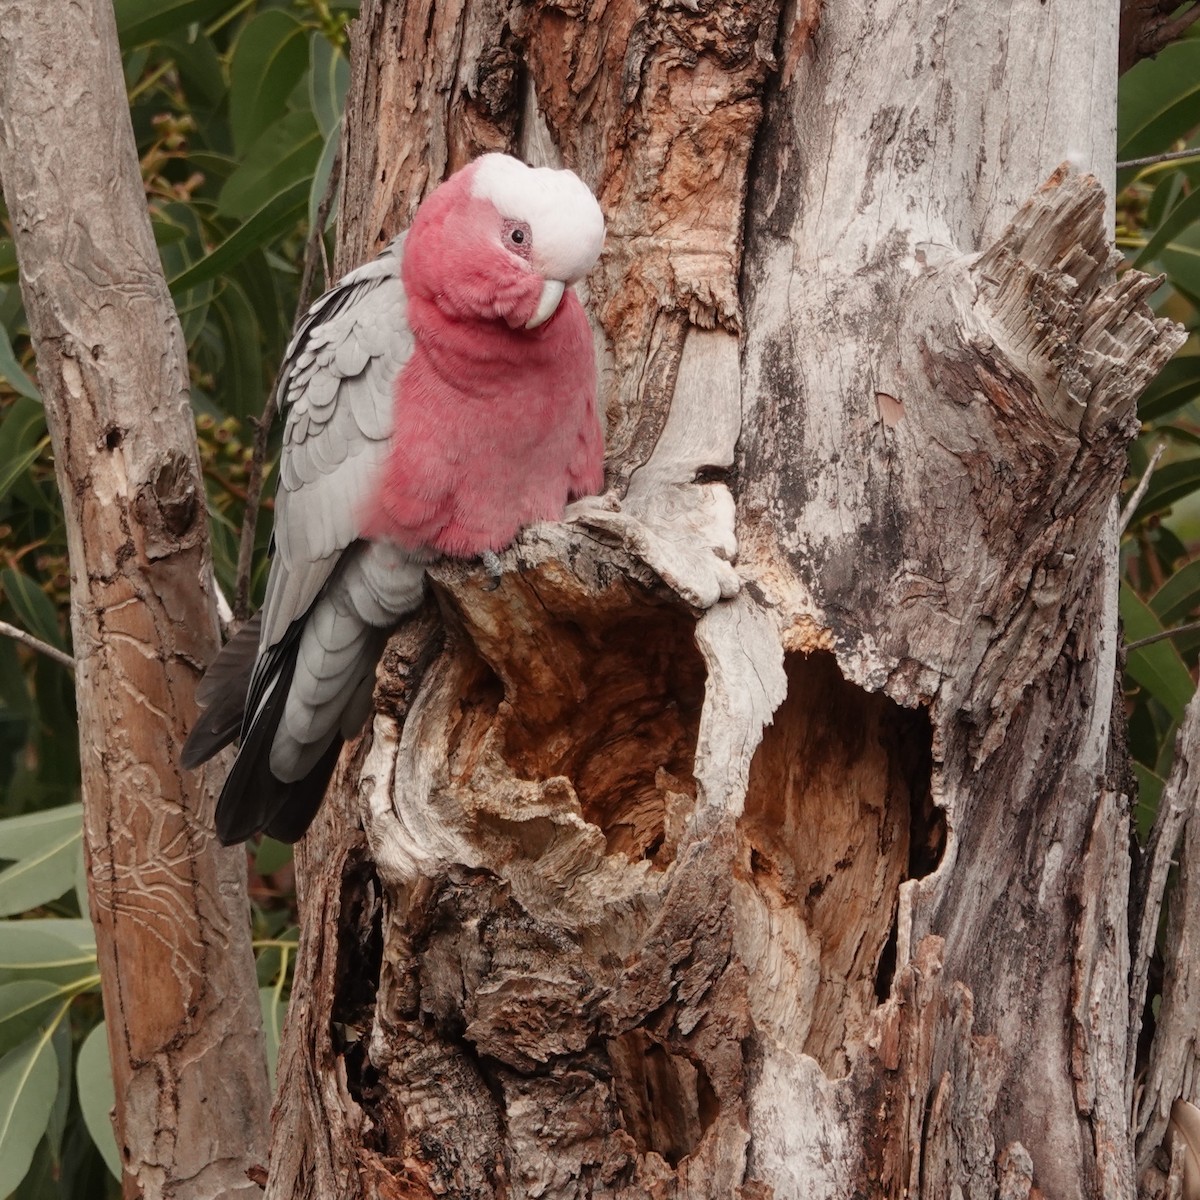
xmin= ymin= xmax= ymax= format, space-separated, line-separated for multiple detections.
xmin=0 ymin=2 xmax=270 ymax=1196
xmin=270 ymin=1 xmax=1182 ymax=1196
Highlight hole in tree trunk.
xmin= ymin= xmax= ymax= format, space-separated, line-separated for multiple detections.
xmin=740 ymin=651 xmax=937 ymax=1075
xmin=452 ymin=584 xmax=707 ymax=866
xmin=333 ymin=854 xmax=384 ymax=1102
xmin=607 ymin=1029 xmax=717 ymax=1166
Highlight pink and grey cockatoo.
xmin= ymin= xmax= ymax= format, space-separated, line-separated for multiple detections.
xmin=183 ymin=154 xmax=606 ymax=844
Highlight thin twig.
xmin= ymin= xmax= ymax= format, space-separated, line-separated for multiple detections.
xmin=0 ymin=619 xmax=75 ymax=671
xmin=1122 ymin=439 xmax=1168 ymax=533
xmin=232 ymin=149 xmax=341 ymax=621
xmin=1118 ymin=147 xmax=1200 ymax=171
xmin=1128 ymin=621 xmax=1200 ymax=652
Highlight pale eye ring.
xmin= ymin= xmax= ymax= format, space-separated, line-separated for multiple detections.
xmin=502 ymin=219 xmax=533 ymax=259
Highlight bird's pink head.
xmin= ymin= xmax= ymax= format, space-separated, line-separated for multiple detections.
xmin=401 ymin=154 xmax=605 ymax=331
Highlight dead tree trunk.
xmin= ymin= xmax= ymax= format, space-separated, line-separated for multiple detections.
xmin=268 ymin=2 xmax=1183 ymax=1196
xmin=0 ymin=2 xmax=270 ymax=1196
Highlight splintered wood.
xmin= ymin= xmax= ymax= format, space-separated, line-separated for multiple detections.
xmin=270 ymin=1 xmax=1187 ymax=1197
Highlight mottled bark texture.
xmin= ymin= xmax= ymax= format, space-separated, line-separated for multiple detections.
xmin=0 ymin=1 xmax=270 ymax=1196
xmin=1119 ymin=0 xmax=1200 ymax=74
xmin=271 ymin=1 xmax=1184 ymax=1197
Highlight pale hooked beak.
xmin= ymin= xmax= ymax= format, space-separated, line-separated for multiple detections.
xmin=526 ymin=279 xmax=566 ymax=329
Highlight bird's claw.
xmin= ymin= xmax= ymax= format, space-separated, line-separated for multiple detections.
xmin=479 ymin=550 xmax=503 ymax=591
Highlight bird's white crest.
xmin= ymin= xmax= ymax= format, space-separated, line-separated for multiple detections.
xmin=471 ymin=154 xmax=604 ymax=285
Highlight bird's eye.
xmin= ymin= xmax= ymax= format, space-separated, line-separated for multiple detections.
xmin=502 ymin=220 xmax=532 ymax=257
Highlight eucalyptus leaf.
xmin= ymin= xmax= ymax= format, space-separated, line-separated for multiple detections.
xmin=259 ymin=987 xmax=287 ymax=1091
xmin=0 ymin=826 xmax=81 ymax=917
xmin=1130 ymin=457 xmax=1200 ymax=525
xmin=309 ymin=35 xmax=349 ymax=139
xmin=1122 ymin=583 xmax=1196 ymax=723
xmin=0 ymin=396 xmax=48 ymax=499
xmin=160 ymin=29 xmax=226 ymax=113
xmin=1139 ymin=354 xmax=1200 ymax=422
xmin=113 ymin=0 xmax=230 ymax=48
xmin=76 ymin=1022 xmax=120 ymax=1182
xmin=1136 ymin=184 xmax=1200 ymax=269
xmin=254 ymin=836 xmax=293 ymax=877
xmin=0 ymin=981 xmax=60 ymax=1058
xmin=0 ymin=922 xmax=96 ymax=987
xmin=169 ymin=179 xmax=309 ymax=295
xmin=0 ymin=569 xmax=65 ymax=652
xmin=0 ymin=240 xmax=17 ymax=285
xmin=0 ymin=803 xmax=82 ymax=862
xmin=0 ymin=321 xmax=39 ymax=401
xmin=229 ymin=10 xmax=310 ymax=155
xmin=309 ymin=120 xmax=341 ymax=233
xmin=0 ymin=1031 xmax=59 ymax=1197
xmin=44 ymin=1020 xmax=71 ymax=1166
xmin=1154 ymin=225 xmax=1200 ymax=309
xmin=12 ymin=1137 xmax=57 ymax=1200
xmin=1151 ymin=558 xmax=1200 ymax=626
xmin=209 ymin=278 xmax=268 ymax=419
xmin=1118 ymin=40 xmax=1200 ymax=162
xmin=218 ymin=110 xmax=322 ymax=221
xmin=1133 ymin=762 xmax=1166 ymax=842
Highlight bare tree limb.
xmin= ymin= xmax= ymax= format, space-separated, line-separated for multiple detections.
xmin=1122 ymin=440 xmax=1168 ymax=533
xmin=1128 ymin=622 xmax=1200 ymax=652
xmin=1121 ymin=0 xmax=1200 ymax=73
xmin=1119 ymin=148 xmax=1200 ymax=171
xmin=0 ymin=1 xmax=271 ymax=1195
xmin=0 ymin=619 xmax=75 ymax=671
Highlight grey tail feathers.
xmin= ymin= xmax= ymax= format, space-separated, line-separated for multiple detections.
xmin=180 ymin=613 xmax=262 ymax=770
xmin=182 ymin=612 xmax=346 ymax=845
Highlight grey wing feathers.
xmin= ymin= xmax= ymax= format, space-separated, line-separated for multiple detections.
xmin=257 ymin=233 xmax=413 ymax=657
xmin=183 ymin=235 xmax=415 ymax=824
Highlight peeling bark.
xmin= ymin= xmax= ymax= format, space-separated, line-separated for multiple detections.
xmin=0 ymin=2 xmax=270 ymax=1196
xmin=1135 ymin=691 xmax=1200 ymax=1192
xmin=271 ymin=2 xmax=1185 ymax=1197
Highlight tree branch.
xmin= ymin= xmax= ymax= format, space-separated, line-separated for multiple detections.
xmin=1127 ymin=621 xmax=1200 ymax=652
xmin=1118 ymin=148 xmax=1200 ymax=171
xmin=0 ymin=619 xmax=75 ymax=671
xmin=0 ymin=2 xmax=271 ymax=1193
xmin=1121 ymin=0 xmax=1200 ymax=73
xmin=1122 ymin=440 xmax=1167 ymax=533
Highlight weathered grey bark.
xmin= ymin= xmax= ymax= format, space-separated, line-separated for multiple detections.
xmin=269 ymin=1 xmax=1184 ymax=1197
xmin=0 ymin=1 xmax=270 ymax=1196
xmin=1136 ymin=690 xmax=1200 ymax=1195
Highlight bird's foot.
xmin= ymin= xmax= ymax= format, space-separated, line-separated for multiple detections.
xmin=479 ymin=550 xmax=503 ymax=591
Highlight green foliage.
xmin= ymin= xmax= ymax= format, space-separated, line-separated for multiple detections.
xmin=1118 ymin=27 xmax=1200 ymax=830
xmin=0 ymin=1 xmax=345 ymax=1190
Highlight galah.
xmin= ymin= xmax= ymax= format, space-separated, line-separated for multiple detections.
xmin=183 ymin=154 xmax=606 ymax=844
